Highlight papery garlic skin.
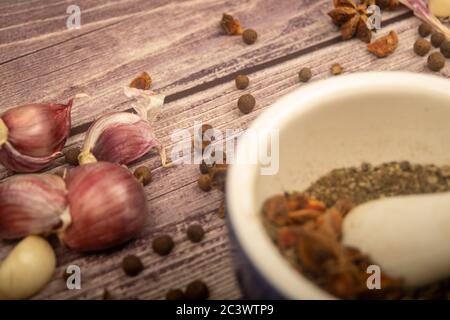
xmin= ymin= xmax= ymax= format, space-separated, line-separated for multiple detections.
xmin=429 ymin=0 xmax=450 ymax=17
xmin=0 ymin=101 xmax=73 ymax=172
xmin=0 ymin=174 xmax=67 ymax=239
xmin=0 ymin=236 xmax=56 ymax=300
xmin=61 ymin=162 xmax=148 ymax=252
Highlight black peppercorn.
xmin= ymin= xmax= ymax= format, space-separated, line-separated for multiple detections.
xmin=122 ymin=255 xmax=144 ymax=277
xmin=428 ymin=52 xmax=446 ymax=71
xmin=238 ymin=94 xmax=256 ymax=114
xmin=152 ymin=235 xmax=174 ymax=256
xmin=440 ymin=39 xmax=450 ymax=58
xmin=431 ymin=32 xmax=445 ymax=47
xmin=187 ymin=224 xmax=205 ymax=243
xmin=198 ymin=174 xmax=212 ymax=191
xmin=64 ymin=147 xmax=80 ymax=166
xmin=242 ymin=29 xmax=257 ymax=44
xmin=235 ymin=74 xmax=249 ymax=89
xmin=299 ymin=67 xmax=312 ymax=82
xmin=413 ymin=38 xmax=431 ymax=56
xmin=166 ymin=289 xmax=186 ymax=300
xmin=133 ymin=166 xmax=152 ymax=186
xmin=185 ymin=280 xmax=209 ymax=300
xmin=418 ymin=23 xmax=432 ymax=37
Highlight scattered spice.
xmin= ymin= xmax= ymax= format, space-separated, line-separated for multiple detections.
xmin=298 ymin=67 xmax=312 ymax=82
xmin=238 ymin=94 xmax=256 ymax=114
xmin=198 ymin=174 xmax=212 ymax=192
xmin=122 ymin=255 xmax=144 ymax=277
xmin=377 ymin=0 xmax=399 ymax=10
xmin=133 ymin=166 xmax=152 ymax=186
xmin=187 ymin=224 xmax=205 ymax=243
xmin=331 ymin=63 xmax=343 ymax=75
xmin=166 ymin=289 xmax=186 ymax=300
xmin=64 ymin=147 xmax=80 ymax=166
xmin=102 ymin=289 xmax=114 ymax=300
xmin=199 ymin=160 xmax=210 ymax=174
xmin=130 ymin=72 xmax=152 ymax=90
xmin=217 ymin=200 xmax=225 ymax=219
xmin=431 ymin=32 xmax=445 ymax=47
xmin=235 ymin=74 xmax=249 ymax=89
xmin=414 ymin=38 xmax=431 ymax=56
xmin=328 ymin=0 xmax=374 ymax=43
xmin=428 ymin=52 xmax=446 ymax=71
xmin=185 ymin=280 xmax=209 ymax=300
xmin=220 ymin=13 xmax=243 ymax=35
xmin=262 ymin=161 xmax=450 ymax=299
xmin=152 ymin=235 xmax=174 ymax=256
xmin=440 ymin=39 xmax=450 ymax=58
xmin=242 ymin=29 xmax=258 ymax=44
xmin=418 ymin=23 xmax=433 ymax=37
xmin=367 ymin=31 xmax=398 ymax=58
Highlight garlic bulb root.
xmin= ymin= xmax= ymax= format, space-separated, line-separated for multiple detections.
xmin=0 ymin=236 xmax=56 ymax=300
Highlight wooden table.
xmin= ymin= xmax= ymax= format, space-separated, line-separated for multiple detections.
xmin=0 ymin=0 xmax=448 ymax=300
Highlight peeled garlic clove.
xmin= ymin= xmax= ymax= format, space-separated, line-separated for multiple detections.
xmin=429 ymin=0 xmax=450 ymax=17
xmin=0 ymin=100 xmax=73 ymax=172
xmin=0 ymin=236 xmax=56 ymax=300
xmin=61 ymin=162 xmax=147 ymax=252
xmin=79 ymin=90 xmax=166 ymax=166
xmin=0 ymin=174 xmax=68 ymax=239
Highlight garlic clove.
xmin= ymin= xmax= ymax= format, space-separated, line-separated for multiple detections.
xmin=0 ymin=100 xmax=73 ymax=172
xmin=429 ymin=0 xmax=450 ymax=17
xmin=0 ymin=174 xmax=68 ymax=239
xmin=61 ymin=162 xmax=148 ymax=252
xmin=0 ymin=236 xmax=56 ymax=300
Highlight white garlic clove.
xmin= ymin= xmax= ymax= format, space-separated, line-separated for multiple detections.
xmin=429 ymin=0 xmax=450 ymax=17
xmin=0 ymin=236 xmax=56 ymax=300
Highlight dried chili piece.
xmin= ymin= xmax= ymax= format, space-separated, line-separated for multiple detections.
xmin=220 ymin=13 xmax=243 ymax=35
xmin=367 ymin=31 xmax=398 ymax=58
xmin=130 ymin=72 xmax=152 ymax=90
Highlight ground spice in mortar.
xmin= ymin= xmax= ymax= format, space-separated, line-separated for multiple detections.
xmin=262 ymin=161 xmax=450 ymax=299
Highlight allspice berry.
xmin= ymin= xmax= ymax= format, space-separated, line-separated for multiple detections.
xmin=242 ymin=29 xmax=257 ymax=44
xmin=122 ymin=255 xmax=144 ymax=277
xmin=166 ymin=289 xmax=185 ymax=300
xmin=431 ymin=32 xmax=445 ymax=47
xmin=418 ymin=23 xmax=432 ymax=37
xmin=298 ymin=67 xmax=312 ymax=83
xmin=185 ymin=280 xmax=209 ymax=300
xmin=235 ymin=74 xmax=249 ymax=89
xmin=187 ymin=224 xmax=205 ymax=243
xmin=413 ymin=38 xmax=431 ymax=56
xmin=64 ymin=147 xmax=80 ymax=166
xmin=152 ymin=235 xmax=174 ymax=256
xmin=238 ymin=94 xmax=256 ymax=114
xmin=133 ymin=166 xmax=152 ymax=186
xmin=331 ymin=63 xmax=343 ymax=76
xmin=198 ymin=174 xmax=212 ymax=191
xmin=427 ymin=52 xmax=446 ymax=71
xmin=440 ymin=39 xmax=450 ymax=58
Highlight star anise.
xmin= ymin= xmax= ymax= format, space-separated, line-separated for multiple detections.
xmin=376 ymin=0 xmax=399 ymax=10
xmin=328 ymin=0 xmax=375 ymax=43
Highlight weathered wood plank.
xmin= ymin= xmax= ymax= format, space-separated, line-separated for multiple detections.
xmin=0 ymin=0 xmax=409 ymax=129
xmin=0 ymin=15 xmax=445 ymax=299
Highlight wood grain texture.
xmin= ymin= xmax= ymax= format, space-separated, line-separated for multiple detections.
xmin=0 ymin=0 xmax=445 ymax=300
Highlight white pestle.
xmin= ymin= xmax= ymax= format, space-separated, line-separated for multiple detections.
xmin=342 ymin=192 xmax=450 ymax=288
